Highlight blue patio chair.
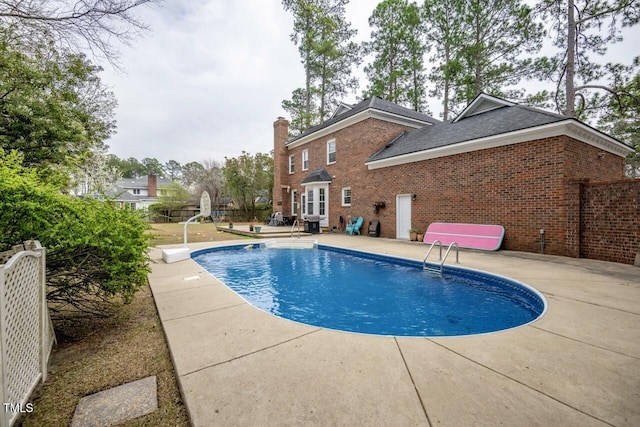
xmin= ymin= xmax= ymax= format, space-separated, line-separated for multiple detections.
xmin=345 ymin=216 xmax=364 ymax=235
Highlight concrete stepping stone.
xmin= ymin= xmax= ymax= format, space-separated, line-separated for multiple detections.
xmin=71 ymin=376 xmax=157 ymax=427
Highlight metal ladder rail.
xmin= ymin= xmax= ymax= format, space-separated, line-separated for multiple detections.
xmin=439 ymin=242 xmax=459 ymax=274
xmin=290 ymin=219 xmax=301 ymax=238
xmin=423 ymin=240 xmax=442 ymax=271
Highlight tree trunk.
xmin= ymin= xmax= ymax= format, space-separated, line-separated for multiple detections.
xmin=443 ymin=42 xmax=451 ymax=120
xmin=304 ymin=14 xmax=313 ymax=129
xmin=566 ymin=0 xmax=576 ymax=117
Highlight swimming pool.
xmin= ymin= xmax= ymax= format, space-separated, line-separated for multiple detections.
xmin=191 ymin=242 xmax=546 ymax=337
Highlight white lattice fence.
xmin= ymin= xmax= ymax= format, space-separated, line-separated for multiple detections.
xmin=0 ymin=241 xmax=55 ymax=427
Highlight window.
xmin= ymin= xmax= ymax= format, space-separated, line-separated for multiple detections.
xmin=342 ymin=187 xmax=351 ymax=206
xmin=301 ymin=193 xmax=307 ymax=215
xmin=292 ymin=190 xmax=298 ymax=216
xmin=302 ymin=149 xmax=309 ymax=171
xmin=319 ymin=188 xmax=325 ymax=216
xmin=289 ymin=155 xmax=295 ymax=174
xmin=133 ymin=188 xmax=141 ymax=195
xmin=327 ymin=139 xmax=336 ymax=164
xmin=307 ymin=189 xmax=314 ymax=216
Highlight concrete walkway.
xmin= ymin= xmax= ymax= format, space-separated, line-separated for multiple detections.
xmin=148 ymin=235 xmax=640 ymax=427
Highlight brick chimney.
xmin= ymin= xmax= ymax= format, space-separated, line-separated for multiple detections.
xmin=148 ymin=174 xmax=157 ymax=197
xmin=272 ymin=117 xmax=290 ymax=206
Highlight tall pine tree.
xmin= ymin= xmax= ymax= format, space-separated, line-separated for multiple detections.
xmin=423 ymin=0 xmax=547 ymax=116
xmin=363 ymin=0 xmax=429 ymax=112
xmin=423 ymin=0 xmax=466 ymax=120
xmin=282 ymin=0 xmax=360 ymax=135
xmin=537 ymin=0 xmax=639 ymax=119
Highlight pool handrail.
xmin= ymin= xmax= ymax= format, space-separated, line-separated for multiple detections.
xmin=423 ymin=240 xmax=442 ymax=266
xmin=290 ymin=219 xmax=301 ymax=238
xmin=440 ymin=242 xmax=460 ymax=273
xmin=424 ymin=241 xmax=459 ymax=274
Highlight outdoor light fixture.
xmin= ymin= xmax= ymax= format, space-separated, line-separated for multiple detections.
xmin=412 ymin=194 xmax=417 ymax=201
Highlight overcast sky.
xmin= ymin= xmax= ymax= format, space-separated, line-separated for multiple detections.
xmin=100 ymin=0 xmax=639 ymax=166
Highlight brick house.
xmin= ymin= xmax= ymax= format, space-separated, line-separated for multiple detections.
xmin=273 ymin=93 xmax=635 ymax=260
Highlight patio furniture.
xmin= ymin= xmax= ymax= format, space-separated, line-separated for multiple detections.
xmin=345 ymin=216 xmax=364 ymax=235
xmin=268 ymin=212 xmax=284 ymax=226
xmin=368 ymin=220 xmax=380 ymax=237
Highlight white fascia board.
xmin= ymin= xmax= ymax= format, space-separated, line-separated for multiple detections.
xmin=286 ymin=110 xmax=431 ymax=149
xmin=453 ymin=94 xmax=514 ymax=123
xmin=366 ymin=120 xmax=633 ymax=170
xmin=301 ymin=180 xmax=332 ymax=186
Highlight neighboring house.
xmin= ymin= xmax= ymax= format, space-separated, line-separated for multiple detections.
xmin=110 ymin=175 xmax=174 ymax=210
xmin=273 ymin=93 xmax=637 ymax=263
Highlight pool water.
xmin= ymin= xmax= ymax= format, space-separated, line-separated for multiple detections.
xmin=191 ymin=244 xmax=546 ymax=337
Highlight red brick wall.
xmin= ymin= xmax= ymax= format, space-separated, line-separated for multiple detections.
xmin=272 ymin=117 xmax=290 ymax=213
xmin=368 ymin=138 xmax=567 ymax=252
xmin=364 ymin=135 xmax=624 ymax=256
xmin=280 ymin=118 xmax=415 ymax=221
xmin=579 ymin=180 xmax=639 ymax=264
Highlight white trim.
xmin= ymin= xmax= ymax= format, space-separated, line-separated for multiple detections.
xmin=366 ymin=120 xmax=633 ymax=170
xmin=301 ymin=180 xmax=331 ymax=187
xmin=453 ymin=93 xmax=515 ymax=123
xmin=302 ymin=184 xmax=330 ymax=227
xmin=396 ymin=194 xmax=412 ymax=240
xmin=291 ymin=189 xmax=298 ymax=217
xmin=327 ymin=139 xmax=336 ymax=165
xmin=330 ymin=102 xmax=353 ymax=119
xmin=288 ymin=154 xmax=295 ymax=174
xmin=341 ymin=187 xmax=352 ymax=207
xmin=286 ymin=109 xmax=432 ymax=149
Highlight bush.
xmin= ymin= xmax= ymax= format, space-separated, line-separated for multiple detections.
xmin=0 ymin=150 xmax=150 ymax=317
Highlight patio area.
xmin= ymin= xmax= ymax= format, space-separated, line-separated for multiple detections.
xmin=149 ymin=234 xmax=640 ymax=426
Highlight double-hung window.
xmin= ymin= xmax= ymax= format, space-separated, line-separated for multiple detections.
xmin=302 ymin=149 xmax=309 ymax=171
xmin=307 ymin=189 xmax=314 ymax=215
xmin=327 ymin=139 xmax=336 ymax=164
xmin=342 ymin=187 xmax=351 ymax=206
xmin=289 ymin=155 xmax=295 ymax=174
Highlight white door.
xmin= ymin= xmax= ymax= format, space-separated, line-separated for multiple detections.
xmin=303 ymin=184 xmax=330 ymax=228
xmin=396 ymin=194 xmax=411 ymax=240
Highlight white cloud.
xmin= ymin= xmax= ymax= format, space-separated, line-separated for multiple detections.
xmin=100 ymin=0 xmax=639 ymax=166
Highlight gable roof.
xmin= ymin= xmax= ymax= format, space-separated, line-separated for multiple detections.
xmin=329 ymin=102 xmax=354 ymax=119
xmin=366 ymin=94 xmax=633 ymax=169
xmin=452 ymin=93 xmax=515 ymax=122
xmin=286 ymin=96 xmax=439 ymax=148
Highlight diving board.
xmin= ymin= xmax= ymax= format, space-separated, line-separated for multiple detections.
xmin=423 ymin=223 xmax=505 ymax=251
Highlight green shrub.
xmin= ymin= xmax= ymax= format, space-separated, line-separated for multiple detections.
xmin=0 ymin=150 xmax=150 ymax=317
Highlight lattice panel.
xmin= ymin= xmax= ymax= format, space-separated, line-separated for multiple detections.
xmin=2 ymin=254 xmax=42 ymax=413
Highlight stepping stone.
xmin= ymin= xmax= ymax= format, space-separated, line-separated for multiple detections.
xmin=71 ymin=376 xmax=157 ymax=427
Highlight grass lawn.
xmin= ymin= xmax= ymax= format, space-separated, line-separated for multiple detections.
xmin=148 ymin=222 xmax=247 ymax=245
xmin=20 ymin=223 xmax=247 ymax=425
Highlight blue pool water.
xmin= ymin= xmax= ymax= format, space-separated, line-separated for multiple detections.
xmin=191 ymin=244 xmax=546 ymax=337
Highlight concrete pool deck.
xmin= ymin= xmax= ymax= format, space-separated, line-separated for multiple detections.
xmin=148 ymin=235 xmax=640 ymax=426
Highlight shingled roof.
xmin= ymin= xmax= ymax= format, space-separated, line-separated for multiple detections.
xmin=366 ymin=94 xmax=631 ymax=165
xmin=301 ymin=168 xmax=333 ymax=184
xmin=286 ymin=96 xmax=439 ymax=146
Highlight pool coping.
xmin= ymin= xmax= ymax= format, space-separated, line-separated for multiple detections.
xmin=148 ymin=234 xmax=640 ymax=426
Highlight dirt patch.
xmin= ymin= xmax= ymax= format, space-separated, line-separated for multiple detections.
xmin=20 ymin=285 xmax=189 ymax=426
